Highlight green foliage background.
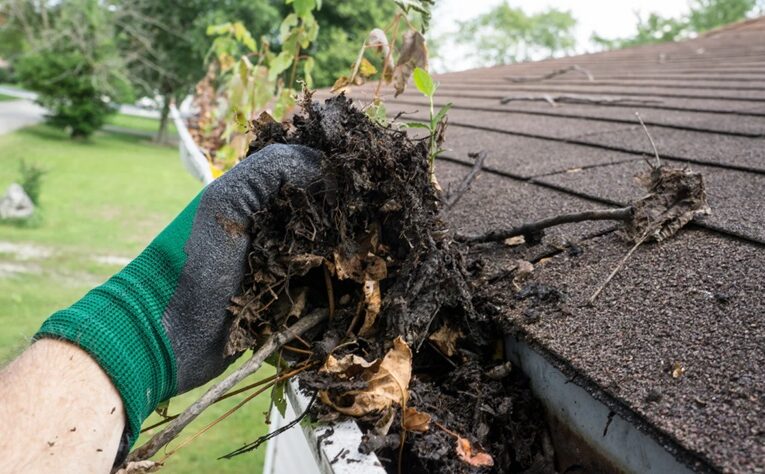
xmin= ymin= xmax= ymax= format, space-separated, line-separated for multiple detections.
xmin=592 ymin=0 xmax=765 ymax=50
xmin=456 ymin=2 xmax=577 ymax=66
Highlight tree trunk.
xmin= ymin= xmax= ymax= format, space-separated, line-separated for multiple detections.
xmin=155 ymin=93 xmax=172 ymax=144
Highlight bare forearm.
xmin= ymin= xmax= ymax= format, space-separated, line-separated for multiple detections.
xmin=0 ymin=339 xmax=125 ymax=473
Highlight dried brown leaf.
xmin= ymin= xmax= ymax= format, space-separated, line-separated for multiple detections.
xmin=333 ymin=250 xmax=365 ymax=282
xmin=374 ymin=407 xmax=396 ymax=436
xmin=403 ymin=407 xmax=431 ymax=432
xmin=456 ymin=437 xmax=494 ymax=467
xmin=287 ymin=253 xmax=325 ymax=276
xmin=367 ymin=28 xmax=394 ymax=80
xmin=359 ymin=279 xmax=382 ymax=336
xmin=392 ymin=30 xmax=428 ymax=97
xmin=364 ymin=254 xmax=388 ymax=281
xmin=319 ymin=337 xmax=412 ymax=416
xmin=513 ymin=260 xmax=535 ymax=290
xmin=428 ymin=323 xmax=461 ymax=357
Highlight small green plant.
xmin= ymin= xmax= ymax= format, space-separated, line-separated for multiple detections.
xmin=408 ymin=67 xmax=452 ymax=174
xmin=19 ymin=160 xmax=47 ymax=206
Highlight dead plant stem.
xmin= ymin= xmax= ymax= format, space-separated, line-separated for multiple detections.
xmin=588 ymin=232 xmax=648 ymax=305
xmin=636 ymin=112 xmax=662 ymax=168
xmin=457 ymin=207 xmax=633 ymax=243
xmin=123 ymin=309 xmax=328 ymax=466
xmin=323 ymin=264 xmax=335 ymax=320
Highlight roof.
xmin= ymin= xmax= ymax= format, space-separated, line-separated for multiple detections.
xmin=331 ymin=16 xmax=765 ymax=474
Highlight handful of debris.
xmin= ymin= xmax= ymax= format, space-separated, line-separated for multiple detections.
xmin=120 ymin=94 xmax=710 ymax=474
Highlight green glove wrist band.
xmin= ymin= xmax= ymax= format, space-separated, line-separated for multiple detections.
xmin=35 ymin=193 xmax=202 ymax=447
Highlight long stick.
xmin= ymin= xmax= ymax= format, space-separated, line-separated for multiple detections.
xmin=456 ymin=207 xmax=633 ymax=244
xmin=124 ymin=309 xmax=328 ymax=464
xmin=445 ymin=151 xmax=487 ymax=210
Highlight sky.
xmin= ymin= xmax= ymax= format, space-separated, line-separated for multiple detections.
xmin=429 ymin=0 xmax=692 ymax=71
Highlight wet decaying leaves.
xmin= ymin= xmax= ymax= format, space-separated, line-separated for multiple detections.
xmin=622 ymin=164 xmax=711 ymax=243
xmin=225 ymin=94 xmax=553 ymax=472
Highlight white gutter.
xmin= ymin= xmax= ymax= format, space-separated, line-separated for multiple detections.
xmin=505 ymin=334 xmax=696 ymax=474
xmin=169 ymin=104 xmax=214 ymax=185
xmin=263 ymin=379 xmax=386 ymax=474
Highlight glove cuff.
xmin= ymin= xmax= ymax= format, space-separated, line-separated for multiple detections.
xmin=35 ymin=193 xmax=202 ymax=448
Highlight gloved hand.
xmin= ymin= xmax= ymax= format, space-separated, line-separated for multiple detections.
xmin=35 ymin=143 xmax=321 ymax=455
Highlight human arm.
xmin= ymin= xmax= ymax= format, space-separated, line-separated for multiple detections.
xmin=0 ymin=144 xmax=321 ymax=471
xmin=0 ymin=339 xmax=125 ymax=473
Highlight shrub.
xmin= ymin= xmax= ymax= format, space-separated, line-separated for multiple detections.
xmin=18 ymin=160 xmax=47 ymax=206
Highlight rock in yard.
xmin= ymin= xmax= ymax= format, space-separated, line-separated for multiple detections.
xmin=0 ymin=183 xmax=35 ymax=220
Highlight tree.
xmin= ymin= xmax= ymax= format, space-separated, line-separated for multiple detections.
xmin=13 ymin=0 xmax=132 ymax=139
xmin=591 ymin=12 xmax=686 ymax=50
xmin=688 ymin=0 xmax=762 ymax=31
xmin=592 ymin=0 xmax=765 ymax=50
xmin=116 ymin=0 xmax=281 ymax=143
xmin=456 ymin=2 xmax=576 ymax=66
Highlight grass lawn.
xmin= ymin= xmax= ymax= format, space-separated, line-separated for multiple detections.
xmin=0 ymin=93 xmax=17 ymax=101
xmin=105 ymin=113 xmax=178 ymax=137
xmin=0 ymin=123 xmax=272 ymax=473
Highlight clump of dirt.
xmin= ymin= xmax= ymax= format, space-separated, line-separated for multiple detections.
xmin=227 ymin=93 xmax=553 ymax=473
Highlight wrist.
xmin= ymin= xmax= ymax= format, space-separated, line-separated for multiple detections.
xmin=35 ymin=193 xmax=202 ymax=447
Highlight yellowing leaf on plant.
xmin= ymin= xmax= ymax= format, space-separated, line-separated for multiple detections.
xmin=332 ymin=75 xmax=350 ymax=93
xmin=359 ymin=57 xmax=378 ymax=77
xmin=319 ymin=337 xmax=412 ymax=417
xmin=403 ymin=407 xmax=431 ymax=432
xmin=456 ymin=437 xmax=494 ymax=467
xmin=393 ymin=30 xmax=428 ymax=97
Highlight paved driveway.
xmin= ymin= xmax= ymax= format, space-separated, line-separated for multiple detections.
xmin=0 ymin=100 xmax=45 ymax=135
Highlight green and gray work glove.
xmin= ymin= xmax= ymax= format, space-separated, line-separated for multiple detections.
xmin=35 ymin=143 xmax=321 ymax=458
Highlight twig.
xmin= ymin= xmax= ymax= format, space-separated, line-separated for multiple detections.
xmin=219 ymin=392 xmax=318 ymax=459
xmin=323 ymin=265 xmax=335 ymax=320
xmin=123 ymin=309 xmax=328 ymax=466
xmin=500 ymin=94 xmax=663 ymax=107
xmin=456 ymin=207 xmax=633 ymax=244
xmin=140 ymin=372 xmax=285 ymax=433
xmin=587 ymin=233 xmax=649 ymax=305
xmin=444 ymin=151 xmax=487 ymax=210
xmin=157 ymin=378 xmax=277 ymax=464
xmin=283 ymin=344 xmax=313 ymax=355
xmin=635 ymin=112 xmax=662 ymax=168
xmin=507 ymin=65 xmax=594 ymax=83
